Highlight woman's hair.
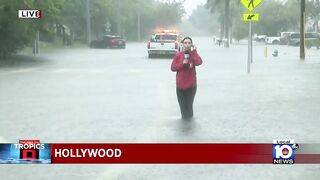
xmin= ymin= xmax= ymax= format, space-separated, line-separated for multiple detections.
xmin=182 ymin=36 xmax=193 ymax=44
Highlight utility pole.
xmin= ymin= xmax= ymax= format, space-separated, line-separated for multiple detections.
xmin=86 ymin=0 xmax=91 ymax=45
xmin=300 ymin=0 xmax=305 ymax=60
xmin=36 ymin=31 xmax=40 ymax=54
xmin=248 ymin=21 xmax=252 ymax=74
xmin=224 ymin=0 xmax=230 ymax=48
xmin=33 ymin=31 xmax=39 ymax=55
xmin=117 ymin=1 xmax=121 ymax=35
xmin=317 ymin=0 xmax=320 ymax=33
xmin=137 ymin=12 xmax=141 ymax=41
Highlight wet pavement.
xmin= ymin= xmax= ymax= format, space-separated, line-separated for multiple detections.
xmin=0 ymin=37 xmax=320 ymax=179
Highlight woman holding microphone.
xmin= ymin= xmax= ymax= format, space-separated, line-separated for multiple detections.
xmin=171 ymin=37 xmax=203 ymax=119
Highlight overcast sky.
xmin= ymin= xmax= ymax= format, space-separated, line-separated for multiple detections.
xmin=183 ymin=0 xmax=207 ymax=16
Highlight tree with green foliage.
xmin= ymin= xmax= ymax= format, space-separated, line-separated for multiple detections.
xmin=306 ymin=0 xmax=320 ymax=32
xmin=188 ymin=5 xmax=219 ymax=35
xmin=253 ymin=0 xmax=300 ymax=36
xmin=205 ymin=0 xmax=243 ymax=45
xmin=0 ymin=0 xmax=64 ymax=59
xmin=0 ymin=0 xmax=185 ymax=59
xmin=59 ymin=0 xmax=185 ymax=41
xmin=206 ymin=0 xmax=230 ymax=46
xmin=205 ymin=0 xmax=309 ymax=41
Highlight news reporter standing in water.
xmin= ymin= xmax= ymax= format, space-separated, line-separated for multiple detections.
xmin=171 ymin=37 xmax=202 ymax=119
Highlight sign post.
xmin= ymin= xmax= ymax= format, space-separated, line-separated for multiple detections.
xmin=105 ymin=21 xmax=111 ymax=34
xmin=241 ymin=0 xmax=263 ymax=74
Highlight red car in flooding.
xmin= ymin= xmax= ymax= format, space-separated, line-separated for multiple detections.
xmin=90 ymin=35 xmax=126 ymax=49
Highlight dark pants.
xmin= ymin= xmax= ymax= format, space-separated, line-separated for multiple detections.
xmin=176 ymin=86 xmax=197 ymax=119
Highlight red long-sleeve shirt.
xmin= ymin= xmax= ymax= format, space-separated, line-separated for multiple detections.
xmin=171 ymin=50 xmax=202 ymax=90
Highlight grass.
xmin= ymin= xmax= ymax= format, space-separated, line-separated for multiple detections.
xmin=18 ymin=37 xmax=87 ymax=56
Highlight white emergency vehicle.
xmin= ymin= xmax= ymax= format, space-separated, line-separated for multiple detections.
xmin=147 ymin=29 xmax=181 ymax=58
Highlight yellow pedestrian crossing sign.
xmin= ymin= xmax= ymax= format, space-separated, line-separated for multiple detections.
xmin=243 ymin=13 xmax=260 ymax=22
xmin=241 ymin=0 xmax=263 ymax=12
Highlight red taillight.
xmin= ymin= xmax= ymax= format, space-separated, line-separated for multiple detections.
xmin=175 ymin=42 xmax=178 ymax=49
xmin=147 ymin=41 xmax=150 ymax=49
xmin=111 ymin=39 xmax=117 ymax=44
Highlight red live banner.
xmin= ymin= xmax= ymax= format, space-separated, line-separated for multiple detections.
xmin=51 ymin=143 xmax=273 ymax=164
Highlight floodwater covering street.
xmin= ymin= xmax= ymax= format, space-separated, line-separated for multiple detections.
xmin=1 ymin=37 xmax=320 ymax=179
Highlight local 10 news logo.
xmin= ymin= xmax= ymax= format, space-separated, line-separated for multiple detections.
xmin=273 ymin=139 xmax=299 ymax=164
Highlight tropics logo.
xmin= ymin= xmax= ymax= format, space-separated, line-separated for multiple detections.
xmin=14 ymin=140 xmax=45 ymax=160
xmin=0 ymin=140 xmax=51 ymax=164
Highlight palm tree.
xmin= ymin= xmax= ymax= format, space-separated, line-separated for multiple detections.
xmin=308 ymin=0 xmax=320 ymax=32
xmin=206 ymin=0 xmax=232 ymax=47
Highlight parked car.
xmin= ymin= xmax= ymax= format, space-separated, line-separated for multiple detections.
xmin=266 ymin=36 xmax=281 ymax=45
xmin=305 ymin=33 xmax=320 ymax=49
xmin=254 ymin=35 xmax=267 ymax=42
xmin=280 ymin=32 xmax=294 ymax=45
xmin=288 ymin=33 xmax=301 ymax=46
xmin=288 ymin=32 xmax=320 ymax=49
xmin=90 ymin=35 xmax=126 ymax=49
